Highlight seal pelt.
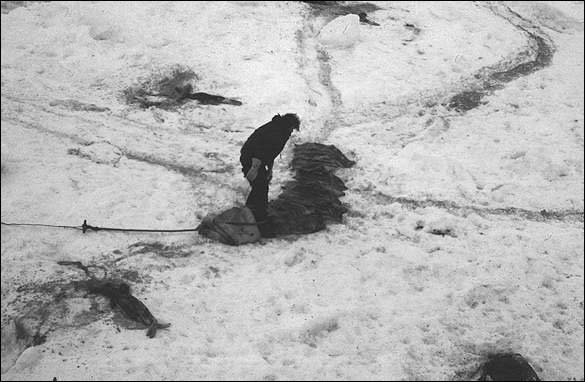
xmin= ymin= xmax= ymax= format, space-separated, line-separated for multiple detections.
xmin=78 ymin=279 xmax=170 ymax=338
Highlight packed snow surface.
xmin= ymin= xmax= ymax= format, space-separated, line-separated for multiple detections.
xmin=1 ymin=1 xmax=583 ymax=380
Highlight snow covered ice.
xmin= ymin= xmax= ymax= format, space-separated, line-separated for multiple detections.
xmin=1 ymin=1 xmax=583 ymax=380
xmin=318 ymin=14 xmax=361 ymax=48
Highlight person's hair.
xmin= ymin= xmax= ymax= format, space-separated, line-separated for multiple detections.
xmin=281 ymin=113 xmax=300 ymax=130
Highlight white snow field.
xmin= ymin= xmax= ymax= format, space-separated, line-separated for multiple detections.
xmin=1 ymin=1 xmax=583 ymax=380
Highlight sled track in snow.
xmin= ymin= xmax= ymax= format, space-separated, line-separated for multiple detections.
xmin=1 ymin=96 xmax=234 ymax=179
xmin=445 ymin=3 xmax=555 ymax=112
xmin=316 ymin=46 xmax=343 ymax=140
xmin=372 ymin=192 xmax=584 ymax=224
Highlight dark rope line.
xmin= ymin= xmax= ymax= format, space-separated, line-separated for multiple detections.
xmin=1 ymin=218 xmax=266 ymax=234
xmin=0 ymin=220 xmax=200 ymax=233
xmin=1 ymin=221 xmax=82 ymax=230
xmin=82 ymin=220 xmax=201 ymax=233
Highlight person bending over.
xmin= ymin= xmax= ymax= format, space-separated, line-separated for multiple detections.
xmin=240 ymin=113 xmax=301 ymax=231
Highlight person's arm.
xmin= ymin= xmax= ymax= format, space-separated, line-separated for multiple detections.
xmin=246 ymin=158 xmax=262 ymax=183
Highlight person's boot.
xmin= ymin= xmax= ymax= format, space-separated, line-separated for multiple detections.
xmin=257 ymin=216 xmax=276 ymax=238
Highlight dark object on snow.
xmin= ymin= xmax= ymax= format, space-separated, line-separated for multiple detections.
xmin=301 ymin=0 xmax=381 ymax=19
xmin=175 ymin=84 xmax=242 ymax=105
xmin=198 ymin=206 xmax=261 ymax=245
xmin=429 ymin=228 xmax=457 ymax=237
xmin=240 ymin=113 xmax=300 ymax=222
xmin=446 ymin=33 xmax=553 ymax=113
xmin=268 ymin=142 xmax=355 ymax=236
xmin=186 ymin=92 xmax=242 ymax=105
xmin=448 ymin=90 xmax=487 ymax=112
xmin=126 ymin=83 xmax=242 ymax=109
xmin=359 ymin=12 xmax=380 ymax=26
xmin=78 ymin=279 xmax=170 ymax=338
xmin=300 ymin=1 xmax=335 ymax=4
xmin=478 ymin=353 xmax=541 ymax=381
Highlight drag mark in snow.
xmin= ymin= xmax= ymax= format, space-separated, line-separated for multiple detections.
xmin=3 ymin=111 xmax=222 ymax=178
xmin=372 ymin=192 xmax=584 ymax=224
xmin=2 ymin=114 xmax=91 ymax=146
xmin=293 ymin=20 xmax=341 ymax=141
xmin=2 ymin=95 xmax=234 ymax=177
xmin=1 ymin=95 xmax=154 ymax=144
xmin=49 ymin=99 xmax=110 ymax=113
xmin=446 ymin=4 xmax=555 ymax=112
xmin=316 ymin=48 xmax=342 ymax=109
xmin=316 ymin=47 xmax=343 ymax=139
xmin=3 ymin=94 xmax=161 ymax=135
xmin=124 ymin=151 xmax=233 ymax=179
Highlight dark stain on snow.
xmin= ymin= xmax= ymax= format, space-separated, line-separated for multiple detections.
xmin=373 ymin=192 xmax=584 ymax=223
xmin=490 ymin=33 xmax=553 ymax=82
xmin=128 ymin=241 xmax=192 ymax=258
xmin=123 ymin=66 xmax=242 ymax=110
xmin=448 ymin=90 xmax=488 ymax=113
xmin=447 ymin=7 xmax=555 ymax=112
xmin=301 ymin=1 xmax=381 ymax=21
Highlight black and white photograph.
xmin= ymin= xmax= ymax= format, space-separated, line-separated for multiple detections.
xmin=1 ymin=1 xmax=583 ymax=380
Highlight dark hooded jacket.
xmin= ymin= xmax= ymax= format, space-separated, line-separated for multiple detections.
xmin=240 ymin=114 xmax=295 ymax=173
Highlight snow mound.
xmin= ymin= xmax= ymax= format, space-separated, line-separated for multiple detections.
xmin=318 ymin=14 xmax=360 ymax=48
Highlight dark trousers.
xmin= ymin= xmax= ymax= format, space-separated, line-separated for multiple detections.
xmin=241 ymin=161 xmax=269 ymax=222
